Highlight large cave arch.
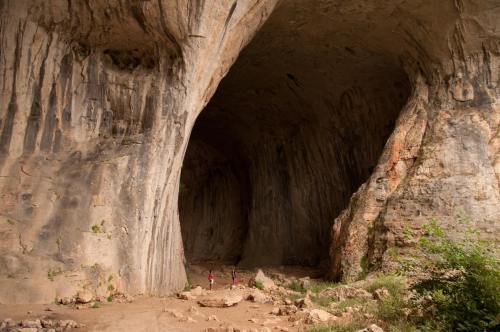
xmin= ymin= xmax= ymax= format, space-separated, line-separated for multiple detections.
xmin=179 ymin=1 xmax=411 ymax=269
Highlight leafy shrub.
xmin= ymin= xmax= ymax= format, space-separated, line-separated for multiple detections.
xmin=414 ymin=219 xmax=500 ymax=331
xmin=106 ymin=295 xmax=113 ymax=302
xmin=308 ymin=324 xmax=362 ymax=332
xmin=254 ymin=280 xmax=264 ymax=290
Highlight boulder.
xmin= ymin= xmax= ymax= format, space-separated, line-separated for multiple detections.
xmin=76 ymin=290 xmax=93 ymax=303
xmin=246 ymin=289 xmax=270 ymax=303
xmin=306 ymin=309 xmax=334 ymax=324
xmin=249 ymin=269 xmax=276 ymax=290
xmin=198 ymin=293 xmax=243 ymax=307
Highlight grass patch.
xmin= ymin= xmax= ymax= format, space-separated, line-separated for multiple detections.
xmin=308 ymin=322 xmax=365 ymax=332
xmin=106 ymin=296 xmax=113 ymax=302
xmin=288 ymin=279 xmax=307 ymax=293
xmin=91 ymin=224 xmax=104 ymax=234
xmin=91 ymin=301 xmax=101 ymax=308
xmin=363 ymin=274 xmax=406 ymax=297
xmin=311 ymin=295 xmax=336 ymax=307
xmin=335 ymin=297 xmax=368 ymax=312
xmin=308 ymin=280 xmax=339 ymax=293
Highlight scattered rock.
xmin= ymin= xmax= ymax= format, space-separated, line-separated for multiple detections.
xmin=246 ymin=289 xmax=270 ymax=304
xmin=357 ymin=324 xmax=384 ymax=332
xmin=249 ymin=270 xmax=276 ymax=290
xmin=277 ymin=305 xmax=298 ymax=316
xmin=76 ymin=290 xmax=93 ymax=303
xmin=198 ymin=293 xmax=243 ymax=307
xmin=320 ymin=285 xmax=371 ymax=301
xmin=372 ymin=287 xmax=390 ymax=300
xmin=21 ymin=319 xmax=41 ymax=328
xmin=177 ymin=291 xmax=196 ymax=300
xmin=57 ymin=296 xmax=73 ymax=305
xmin=306 ymin=309 xmax=334 ymax=324
xmin=294 ymin=297 xmax=313 ymax=308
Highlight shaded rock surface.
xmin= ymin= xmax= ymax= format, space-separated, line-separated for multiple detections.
xmin=0 ymin=0 xmax=498 ymax=304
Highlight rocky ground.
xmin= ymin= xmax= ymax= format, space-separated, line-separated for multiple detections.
xmin=0 ymin=265 xmax=400 ymax=332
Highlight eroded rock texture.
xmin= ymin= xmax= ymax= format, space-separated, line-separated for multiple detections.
xmin=0 ymin=0 xmax=499 ymax=303
xmin=0 ymin=0 xmax=278 ymax=303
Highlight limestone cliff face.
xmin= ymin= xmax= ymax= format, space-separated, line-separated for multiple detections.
xmin=0 ymin=0 xmax=278 ymax=303
xmin=0 ymin=0 xmax=498 ymax=304
xmin=330 ymin=5 xmax=500 ymax=280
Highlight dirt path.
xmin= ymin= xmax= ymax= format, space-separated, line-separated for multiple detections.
xmin=0 ymin=266 xmax=324 ymax=332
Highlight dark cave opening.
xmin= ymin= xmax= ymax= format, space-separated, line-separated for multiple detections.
xmin=179 ymin=2 xmax=412 ymax=269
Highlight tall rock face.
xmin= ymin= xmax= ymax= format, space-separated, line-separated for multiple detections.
xmin=0 ymin=0 xmax=498 ymax=304
xmin=329 ymin=3 xmax=500 ymax=281
xmin=0 ymin=0 xmax=278 ymax=303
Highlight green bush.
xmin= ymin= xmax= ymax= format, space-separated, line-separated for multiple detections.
xmin=414 ymin=219 xmax=500 ymax=331
xmin=254 ymin=280 xmax=264 ymax=290
xmin=308 ymin=324 xmax=362 ymax=332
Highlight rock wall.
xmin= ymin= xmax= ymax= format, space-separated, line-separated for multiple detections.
xmin=330 ymin=3 xmax=500 ymax=280
xmin=0 ymin=0 xmax=498 ymax=303
xmin=0 ymin=0 xmax=278 ymax=303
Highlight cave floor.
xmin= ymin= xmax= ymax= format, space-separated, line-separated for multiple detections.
xmin=0 ymin=265 xmax=328 ymax=332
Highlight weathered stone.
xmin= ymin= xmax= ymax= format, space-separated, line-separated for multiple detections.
xmin=76 ymin=290 xmax=93 ymax=303
xmin=198 ymin=292 xmax=243 ymax=307
xmin=372 ymin=288 xmax=390 ymax=300
xmin=357 ymin=324 xmax=384 ymax=332
xmin=249 ymin=270 xmax=276 ymax=290
xmin=320 ymin=285 xmax=371 ymax=301
xmin=306 ymin=309 xmax=334 ymax=324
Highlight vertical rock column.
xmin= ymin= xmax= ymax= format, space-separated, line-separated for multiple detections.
xmin=0 ymin=0 xmax=278 ymax=303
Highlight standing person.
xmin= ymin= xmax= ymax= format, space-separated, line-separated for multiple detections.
xmin=208 ymin=269 xmax=214 ymax=291
xmin=231 ymin=267 xmax=237 ymax=286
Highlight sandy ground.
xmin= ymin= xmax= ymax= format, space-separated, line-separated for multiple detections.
xmin=0 ymin=265 xmax=324 ymax=332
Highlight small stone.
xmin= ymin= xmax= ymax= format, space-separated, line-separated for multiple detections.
xmin=191 ymin=286 xmax=205 ymax=296
xmin=357 ymin=324 xmax=384 ymax=332
xmin=41 ymin=319 xmax=54 ymax=328
xmin=3 ymin=318 xmax=16 ymax=328
xmin=270 ymin=307 xmax=280 ymax=315
xmin=18 ymin=328 xmax=38 ymax=332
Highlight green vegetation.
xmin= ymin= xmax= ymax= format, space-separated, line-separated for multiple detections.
xmin=412 ymin=219 xmax=499 ymax=331
xmin=47 ymin=269 xmax=63 ymax=281
xmin=308 ymin=325 xmax=362 ymax=332
xmin=363 ymin=273 xmax=406 ymax=297
xmin=254 ymin=280 xmax=264 ymax=290
xmin=91 ymin=301 xmax=101 ymax=308
xmin=288 ymin=279 xmax=307 ymax=293
xmin=91 ymin=224 xmax=104 ymax=233
xmin=309 ymin=219 xmax=499 ymax=332
xmin=308 ymin=280 xmax=339 ymax=293
xmin=106 ymin=295 xmax=113 ymax=302
xmin=107 ymin=284 xmax=115 ymax=292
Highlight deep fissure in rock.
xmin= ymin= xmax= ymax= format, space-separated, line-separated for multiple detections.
xmin=179 ymin=4 xmax=411 ymax=268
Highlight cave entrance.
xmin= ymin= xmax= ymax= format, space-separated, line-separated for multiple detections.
xmin=179 ymin=2 xmax=411 ymax=270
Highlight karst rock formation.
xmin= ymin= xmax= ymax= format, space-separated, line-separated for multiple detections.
xmin=0 ymin=0 xmax=498 ymax=303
